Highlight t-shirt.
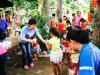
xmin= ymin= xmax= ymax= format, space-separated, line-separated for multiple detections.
xmin=81 ymin=24 xmax=86 ymax=30
xmin=57 ymin=23 xmax=64 ymax=33
xmin=49 ymin=37 xmax=60 ymax=51
xmin=75 ymin=16 xmax=82 ymax=25
xmin=18 ymin=26 xmax=39 ymax=43
xmin=86 ymin=26 xmax=93 ymax=31
xmin=62 ymin=21 xmax=67 ymax=27
xmin=0 ymin=19 xmax=8 ymax=30
xmin=78 ymin=42 xmax=100 ymax=75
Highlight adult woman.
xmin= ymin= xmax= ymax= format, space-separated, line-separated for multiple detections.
xmin=67 ymin=29 xmax=100 ymax=75
xmin=75 ymin=11 xmax=82 ymax=25
xmin=18 ymin=18 xmax=45 ymax=69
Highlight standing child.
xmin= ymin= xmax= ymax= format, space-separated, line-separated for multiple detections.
xmin=45 ymin=27 xmax=62 ymax=75
xmin=60 ymin=38 xmax=70 ymax=65
xmin=60 ymin=26 xmax=72 ymax=65
xmin=31 ymin=38 xmax=41 ymax=60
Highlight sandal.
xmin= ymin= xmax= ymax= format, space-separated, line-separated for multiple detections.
xmin=24 ymin=65 xmax=28 ymax=70
xmin=30 ymin=63 xmax=34 ymax=67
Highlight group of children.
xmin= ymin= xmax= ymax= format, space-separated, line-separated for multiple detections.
xmin=46 ymin=12 xmax=94 ymax=75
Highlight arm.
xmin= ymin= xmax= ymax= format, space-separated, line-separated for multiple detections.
xmin=37 ymin=34 xmax=45 ymax=43
xmin=45 ymin=40 xmax=51 ymax=50
xmin=20 ymin=36 xmax=31 ymax=43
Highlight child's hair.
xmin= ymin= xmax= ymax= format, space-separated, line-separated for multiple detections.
xmin=49 ymin=27 xmax=59 ymax=38
xmin=66 ymin=20 xmax=71 ymax=24
xmin=67 ymin=28 xmax=90 ymax=44
xmin=80 ymin=18 xmax=84 ymax=22
xmin=58 ymin=18 xmax=62 ymax=23
xmin=63 ymin=15 xmax=66 ymax=17
xmin=52 ymin=13 xmax=55 ymax=17
xmin=66 ymin=26 xmax=73 ymax=32
xmin=72 ymin=13 xmax=75 ymax=16
xmin=74 ymin=25 xmax=82 ymax=29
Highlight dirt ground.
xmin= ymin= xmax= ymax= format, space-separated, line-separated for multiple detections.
xmin=6 ymin=30 xmax=72 ymax=75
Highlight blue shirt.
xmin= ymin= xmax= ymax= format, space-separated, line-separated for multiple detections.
xmin=0 ymin=19 xmax=8 ymax=30
xmin=18 ymin=26 xmax=39 ymax=43
xmin=78 ymin=42 xmax=100 ymax=75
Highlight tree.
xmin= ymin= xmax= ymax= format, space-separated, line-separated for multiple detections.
xmin=92 ymin=0 xmax=100 ymax=48
xmin=41 ymin=0 xmax=50 ymax=16
xmin=57 ymin=0 xmax=62 ymax=19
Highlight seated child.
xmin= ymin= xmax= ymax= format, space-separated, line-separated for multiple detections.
xmin=31 ymin=38 xmax=41 ymax=60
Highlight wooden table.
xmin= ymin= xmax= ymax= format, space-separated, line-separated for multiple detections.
xmin=6 ymin=44 xmax=18 ymax=73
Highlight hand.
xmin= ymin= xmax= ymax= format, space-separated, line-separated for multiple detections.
xmin=29 ymin=39 xmax=35 ymax=43
xmin=45 ymin=40 xmax=48 ymax=44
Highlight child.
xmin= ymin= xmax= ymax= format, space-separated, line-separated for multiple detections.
xmin=60 ymin=38 xmax=70 ymax=65
xmin=57 ymin=18 xmax=65 ymax=39
xmin=60 ymin=26 xmax=72 ymax=65
xmin=45 ymin=27 xmax=62 ymax=75
xmin=50 ymin=13 xmax=57 ymax=28
xmin=86 ymin=20 xmax=93 ymax=32
xmin=66 ymin=20 xmax=71 ymax=27
xmin=80 ymin=19 xmax=86 ymax=30
xmin=31 ymin=38 xmax=41 ymax=60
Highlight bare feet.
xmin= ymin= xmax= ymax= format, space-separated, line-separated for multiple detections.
xmin=32 ymin=58 xmax=38 ymax=60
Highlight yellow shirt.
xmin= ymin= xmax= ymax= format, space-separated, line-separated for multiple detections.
xmin=62 ymin=21 xmax=67 ymax=28
xmin=49 ymin=37 xmax=60 ymax=51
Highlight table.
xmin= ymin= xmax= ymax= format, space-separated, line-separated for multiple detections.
xmin=6 ymin=44 xmax=18 ymax=73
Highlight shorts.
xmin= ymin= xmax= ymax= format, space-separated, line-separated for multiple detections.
xmin=31 ymin=44 xmax=41 ymax=54
xmin=63 ymin=47 xmax=70 ymax=53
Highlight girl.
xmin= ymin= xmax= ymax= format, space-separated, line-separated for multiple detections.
xmin=67 ymin=28 xmax=100 ymax=75
xmin=60 ymin=26 xmax=72 ymax=65
xmin=45 ymin=27 xmax=62 ymax=75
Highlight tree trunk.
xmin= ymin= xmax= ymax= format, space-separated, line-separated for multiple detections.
xmin=92 ymin=0 xmax=100 ymax=48
xmin=57 ymin=0 xmax=62 ymax=19
xmin=41 ymin=0 xmax=50 ymax=15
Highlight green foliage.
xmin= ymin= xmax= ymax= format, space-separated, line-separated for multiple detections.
xmin=20 ymin=24 xmax=26 ymax=29
xmin=32 ymin=11 xmax=50 ymax=39
xmin=65 ymin=0 xmax=70 ymax=4
xmin=90 ymin=7 xmax=95 ymax=14
xmin=20 ymin=1 xmax=38 ymax=10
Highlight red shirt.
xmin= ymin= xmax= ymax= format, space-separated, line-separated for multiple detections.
xmin=64 ymin=43 xmax=69 ymax=48
xmin=81 ymin=24 xmax=86 ymax=30
xmin=32 ymin=42 xmax=38 ymax=47
xmin=58 ymin=23 xmax=64 ymax=33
